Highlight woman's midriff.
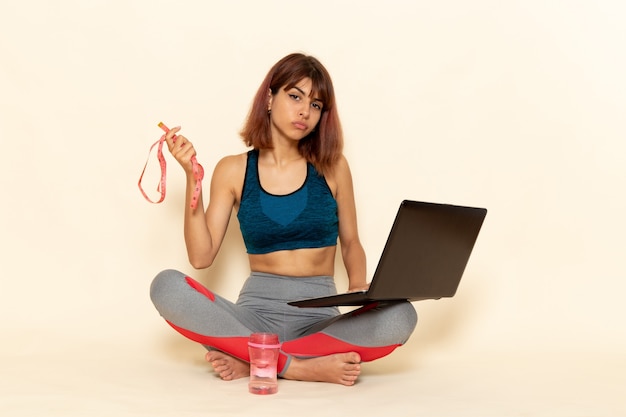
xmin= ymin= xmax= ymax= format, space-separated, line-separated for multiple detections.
xmin=248 ymin=246 xmax=336 ymax=277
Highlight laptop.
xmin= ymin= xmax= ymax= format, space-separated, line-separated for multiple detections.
xmin=288 ymin=200 xmax=487 ymax=307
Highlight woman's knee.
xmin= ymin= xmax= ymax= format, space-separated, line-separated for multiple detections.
xmin=149 ymin=269 xmax=185 ymax=306
xmin=397 ymin=301 xmax=418 ymax=333
xmin=380 ymin=301 xmax=418 ymax=342
xmin=333 ymin=301 xmax=417 ymax=345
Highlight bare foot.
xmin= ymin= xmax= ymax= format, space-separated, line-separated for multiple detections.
xmin=282 ymin=352 xmax=362 ymax=386
xmin=205 ymin=351 xmax=250 ymax=381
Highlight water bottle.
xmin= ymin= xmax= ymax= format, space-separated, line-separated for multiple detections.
xmin=248 ymin=332 xmax=280 ymax=395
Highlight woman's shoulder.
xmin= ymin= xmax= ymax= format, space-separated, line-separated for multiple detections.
xmin=323 ymin=153 xmax=352 ymax=196
xmin=216 ymin=151 xmax=249 ymax=169
xmin=212 ymin=151 xmax=249 ymax=181
xmin=327 ymin=153 xmax=351 ymax=179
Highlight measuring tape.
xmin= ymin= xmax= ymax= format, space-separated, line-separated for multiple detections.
xmin=138 ymin=122 xmax=204 ymax=210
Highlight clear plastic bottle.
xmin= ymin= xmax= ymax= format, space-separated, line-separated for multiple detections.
xmin=248 ymin=333 xmax=280 ymax=395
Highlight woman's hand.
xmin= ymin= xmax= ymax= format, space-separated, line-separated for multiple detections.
xmin=164 ymin=126 xmax=197 ymax=175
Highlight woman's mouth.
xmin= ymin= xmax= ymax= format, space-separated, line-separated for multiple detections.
xmin=293 ymin=121 xmax=308 ymax=131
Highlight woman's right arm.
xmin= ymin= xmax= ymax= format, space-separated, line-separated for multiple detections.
xmin=184 ymin=156 xmax=241 ymax=268
xmin=164 ymin=127 xmax=241 ymax=269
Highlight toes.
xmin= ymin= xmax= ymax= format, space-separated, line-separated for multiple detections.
xmin=347 ymin=352 xmax=361 ymax=364
xmin=345 ymin=362 xmax=361 ymax=372
xmin=213 ymin=363 xmax=234 ymax=380
xmin=212 ymin=362 xmax=228 ymax=373
xmin=206 ymin=351 xmax=225 ymax=362
xmin=341 ymin=375 xmax=358 ymax=386
xmin=220 ymin=370 xmax=234 ymax=380
xmin=204 ymin=351 xmax=250 ymax=381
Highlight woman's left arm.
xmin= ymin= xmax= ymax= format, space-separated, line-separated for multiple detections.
xmin=332 ymin=155 xmax=369 ymax=292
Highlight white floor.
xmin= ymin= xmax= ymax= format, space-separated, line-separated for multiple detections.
xmin=2 ymin=334 xmax=624 ymax=417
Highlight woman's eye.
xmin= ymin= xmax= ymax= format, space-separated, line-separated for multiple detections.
xmin=312 ymin=102 xmax=323 ymax=110
xmin=289 ymin=94 xmax=300 ymax=101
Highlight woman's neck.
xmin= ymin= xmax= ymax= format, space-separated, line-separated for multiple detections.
xmin=260 ymin=141 xmax=303 ymax=168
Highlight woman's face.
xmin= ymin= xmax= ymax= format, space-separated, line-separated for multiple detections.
xmin=268 ymin=77 xmax=323 ymax=143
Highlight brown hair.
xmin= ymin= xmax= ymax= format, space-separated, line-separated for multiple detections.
xmin=240 ymin=53 xmax=343 ymax=175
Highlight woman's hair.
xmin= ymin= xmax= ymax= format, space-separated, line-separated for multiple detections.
xmin=240 ymin=53 xmax=343 ymax=175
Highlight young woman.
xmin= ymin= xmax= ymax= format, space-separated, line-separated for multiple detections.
xmin=150 ymin=53 xmax=417 ymax=386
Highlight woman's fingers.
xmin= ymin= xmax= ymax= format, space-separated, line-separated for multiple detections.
xmin=162 ymin=126 xmax=197 ymax=173
xmin=172 ymin=140 xmax=197 ymax=170
xmin=164 ymin=126 xmax=182 ymax=147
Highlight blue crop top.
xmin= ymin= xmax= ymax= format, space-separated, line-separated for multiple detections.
xmin=237 ymin=150 xmax=339 ymax=254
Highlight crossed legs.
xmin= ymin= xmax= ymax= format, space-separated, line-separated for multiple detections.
xmin=150 ymin=270 xmax=417 ymax=386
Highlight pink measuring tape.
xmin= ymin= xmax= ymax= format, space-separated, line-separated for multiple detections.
xmin=138 ymin=122 xmax=204 ymax=210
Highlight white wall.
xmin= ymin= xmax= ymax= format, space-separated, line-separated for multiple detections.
xmin=1 ymin=0 xmax=624 ymax=359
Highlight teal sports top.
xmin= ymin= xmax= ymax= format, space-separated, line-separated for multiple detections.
xmin=237 ymin=150 xmax=339 ymax=254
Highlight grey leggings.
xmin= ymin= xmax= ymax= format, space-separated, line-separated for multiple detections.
xmin=150 ymin=269 xmax=417 ymax=375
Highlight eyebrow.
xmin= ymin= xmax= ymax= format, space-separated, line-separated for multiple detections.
xmin=292 ymin=86 xmax=323 ymax=103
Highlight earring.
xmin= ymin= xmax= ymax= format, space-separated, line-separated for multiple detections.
xmin=267 ymin=108 xmax=272 ymax=115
